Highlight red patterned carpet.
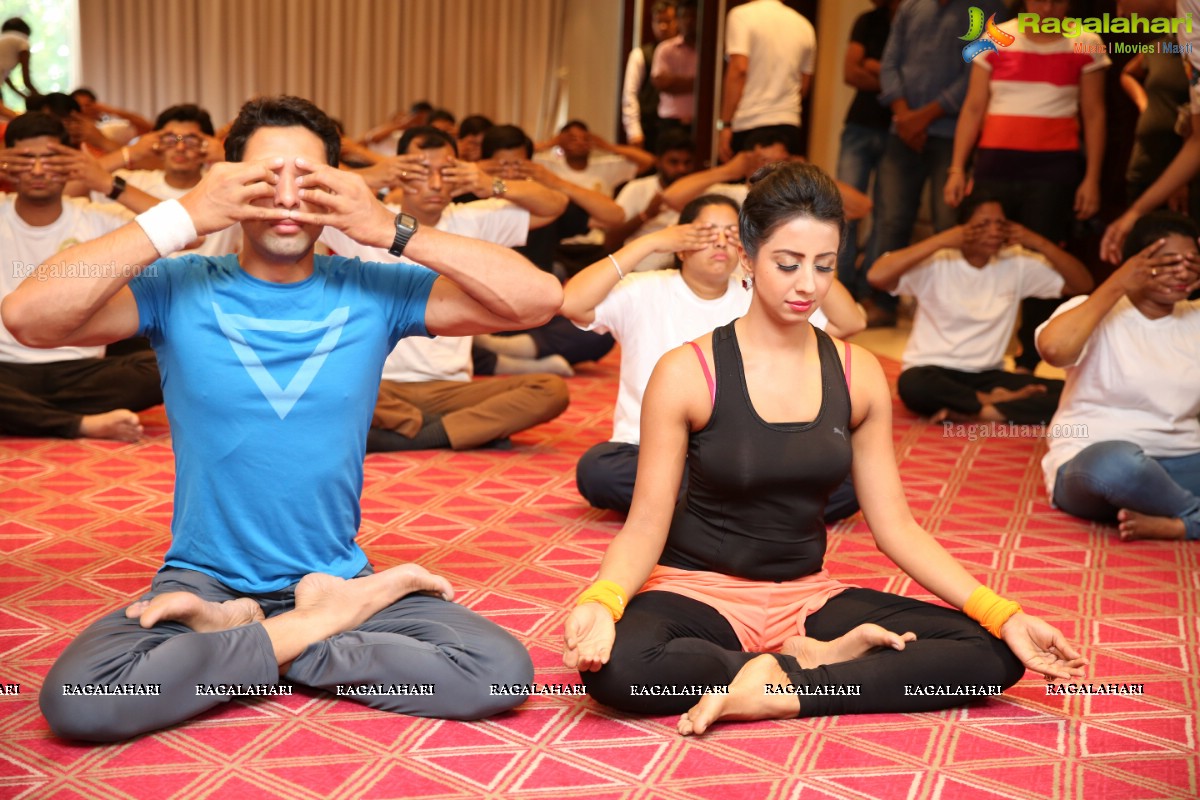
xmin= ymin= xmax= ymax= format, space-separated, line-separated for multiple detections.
xmin=1 ymin=350 xmax=1197 ymax=800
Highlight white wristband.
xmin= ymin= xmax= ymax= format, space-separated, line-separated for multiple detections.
xmin=134 ymin=199 xmax=198 ymax=258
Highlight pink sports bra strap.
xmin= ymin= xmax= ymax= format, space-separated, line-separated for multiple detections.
xmin=844 ymin=340 xmax=852 ymax=391
xmin=687 ymin=340 xmax=716 ymax=407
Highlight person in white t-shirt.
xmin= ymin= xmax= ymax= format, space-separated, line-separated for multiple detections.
xmin=606 ymin=131 xmax=695 ymax=271
xmin=0 ymin=113 xmax=163 ymax=440
xmin=321 ymin=126 xmax=570 ymax=451
xmin=717 ymin=0 xmax=816 ymax=162
xmin=534 ymin=120 xmax=656 ymax=198
xmin=563 ymin=193 xmax=859 ymax=521
xmin=868 ymin=193 xmax=1093 ymax=425
xmin=0 ymin=18 xmax=35 ymax=120
xmin=87 ymin=104 xmax=240 ymax=257
xmin=1038 ymin=210 xmax=1200 ymax=542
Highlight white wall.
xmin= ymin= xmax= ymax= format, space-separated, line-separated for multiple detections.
xmin=809 ymin=0 xmax=875 ymax=174
xmin=560 ymin=0 xmax=623 ymax=138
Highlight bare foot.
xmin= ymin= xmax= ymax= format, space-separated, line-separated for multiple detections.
xmin=127 ymin=593 xmax=265 ymax=631
xmin=978 ymin=384 xmax=1046 ymax=406
xmin=677 ymin=654 xmax=798 ymax=736
xmin=1117 ymin=509 xmax=1186 ymax=542
xmin=781 ymin=624 xmax=916 ymax=669
xmin=79 ymin=410 xmax=143 ymax=442
xmin=292 ymin=564 xmax=455 ymax=632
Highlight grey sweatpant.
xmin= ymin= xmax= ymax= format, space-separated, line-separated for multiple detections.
xmin=40 ymin=566 xmax=534 ymax=742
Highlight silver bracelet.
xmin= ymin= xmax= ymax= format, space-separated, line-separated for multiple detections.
xmin=607 ymin=253 xmax=625 ymax=280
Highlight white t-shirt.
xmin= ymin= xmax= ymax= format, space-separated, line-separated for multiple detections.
xmin=614 ymin=174 xmax=680 ymax=271
xmin=894 ymin=246 xmax=1065 ymax=372
xmin=0 ymin=196 xmax=131 ymax=363
xmin=319 ymin=199 xmax=530 ymax=382
xmin=585 ymin=270 xmax=829 ymax=445
xmin=90 ymin=170 xmax=242 ymax=257
xmin=534 ymin=149 xmax=637 ymax=197
xmin=621 ymin=47 xmax=649 ymax=142
xmin=725 ymin=0 xmax=816 ymax=130
xmin=1039 ymin=295 xmax=1200 ymax=497
xmin=0 ymin=31 xmax=29 ymax=83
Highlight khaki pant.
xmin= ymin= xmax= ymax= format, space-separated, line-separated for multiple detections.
xmin=373 ymin=375 xmax=569 ymax=449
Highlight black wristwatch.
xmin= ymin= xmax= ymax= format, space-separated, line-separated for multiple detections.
xmin=388 ymin=212 xmax=418 ymax=257
xmin=107 ymin=175 xmax=127 ymax=200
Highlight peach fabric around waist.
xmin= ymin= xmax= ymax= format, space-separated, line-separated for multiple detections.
xmin=638 ymin=564 xmax=853 ymax=653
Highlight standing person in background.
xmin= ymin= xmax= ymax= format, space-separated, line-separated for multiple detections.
xmin=717 ymin=0 xmax=816 ymax=162
xmin=836 ymin=0 xmax=900 ymax=318
xmin=944 ymin=0 xmax=1108 ymax=372
xmin=650 ymin=0 xmax=698 ymax=141
xmin=621 ymin=0 xmax=677 ymax=152
xmin=861 ymin=0 xmax=1009 ymax=328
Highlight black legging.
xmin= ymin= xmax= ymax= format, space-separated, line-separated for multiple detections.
xmin=581 ymin=588 xmax=1024 ymax=716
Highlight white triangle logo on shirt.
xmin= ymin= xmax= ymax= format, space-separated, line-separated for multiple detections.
xmin=212 ymin=303 xmax=350 ymax=420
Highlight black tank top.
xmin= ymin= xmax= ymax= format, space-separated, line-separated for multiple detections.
xmin=659 ymin=321 xmax=853 ymax=582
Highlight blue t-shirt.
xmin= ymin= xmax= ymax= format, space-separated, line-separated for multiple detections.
xmin=130 ymin=254 xmax=437 ymax=593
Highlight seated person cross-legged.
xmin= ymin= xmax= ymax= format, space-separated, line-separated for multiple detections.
xmin=1037 ymin=210 xmax=1200 ymax=542
xmin=0 ymin=112 xmax=163 ymax=441
xmin=562 ymin=163 xmax=1085 ymax=735
xmin=560 ymin=193 xmax=864 ymax=518
xmin=2 ymin=97 xmax=555 ymax=742
xmin=868 ymin=192 xmax=1094 ymax=425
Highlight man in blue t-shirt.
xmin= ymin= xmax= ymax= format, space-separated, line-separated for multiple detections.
xmin=2 ymin=96 xmax=563 ymax=742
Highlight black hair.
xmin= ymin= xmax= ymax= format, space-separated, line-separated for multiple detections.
xmin=410 ymin=100 xmax=434 ymax=115
xmin=655 ymin=130 xmax=694 ymax=158
xmin=4 ymin=112 xmax=70 ymax=147
xmin=481 ymin=124 xmax=532 ymax=159
xmin=153 ymin=103 xmax=215 ymax=136
xmin=429 ymin=108 xmax=456 ymax=127
xmin=671 ymin=194 xmax=740 ymax=269
xmin=742 ymin=127 xmax=791 ymax=154
xmin=651 ymin=0 xmax=676 ymax=13
xmin=71 ymin=87 xmax=98 ymax=103
xmin=25 ymin=92 xmax=81 ymax=118
xmin=397 ymin=125 xmax=458 ymax=157
xmin=1 ymin=18 xmax=31 ymax=35
xmin=956 ymin=190 xmax=1009 ymax=226
xmin=740 ymin=162 xmax=843 ymax=258
xmin=458 ymin=115 xmax=494 ymax=139
xmin=224 ymin=95 xmax=340 ymax=167
xmin=1123 ymin=210 xmax=1200 ymax=261
xmin=560 ymin=119 xmax=589 ymax=134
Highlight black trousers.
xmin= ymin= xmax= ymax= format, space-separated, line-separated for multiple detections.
xmin=473 ymin=317 xmax=615 ymax=375
xmin=0 ymin=352 xmax=162 ymax=438
xmin=897 ymin=366 xmax=1062 ymax=425
xmin=581 ymin=588 xmax=1024 ymax=716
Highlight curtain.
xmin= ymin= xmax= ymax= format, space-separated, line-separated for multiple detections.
xmin=78 ymin=0 xmax=567 ymax=141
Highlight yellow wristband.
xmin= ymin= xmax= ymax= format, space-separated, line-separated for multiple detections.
xmin=964 ymin=585 xmax=1022 ymax=639
xmin=577 ymin=579 xmax=627 ymax=622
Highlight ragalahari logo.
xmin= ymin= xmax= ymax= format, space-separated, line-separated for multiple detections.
xmin=960 ymin=7 xmax=1015 ymax=63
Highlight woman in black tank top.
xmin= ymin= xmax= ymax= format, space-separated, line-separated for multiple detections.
xmin=563 ymin=163 xmax=1085 ymax=735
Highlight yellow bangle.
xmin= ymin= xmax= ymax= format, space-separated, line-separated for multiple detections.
xmin=577 ymin=579 xmax=627 ymax=622
xmin=964 ymin=585 xmax=1022 ymax=639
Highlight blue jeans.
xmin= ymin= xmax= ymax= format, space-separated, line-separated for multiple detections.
xmin=1053 ymin=441 xmax=1200 ymax=540
xmin=836 ymin=123 xmax=888 ymax=300
xmin=863 ymin=133 xmax=957 ymax=312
